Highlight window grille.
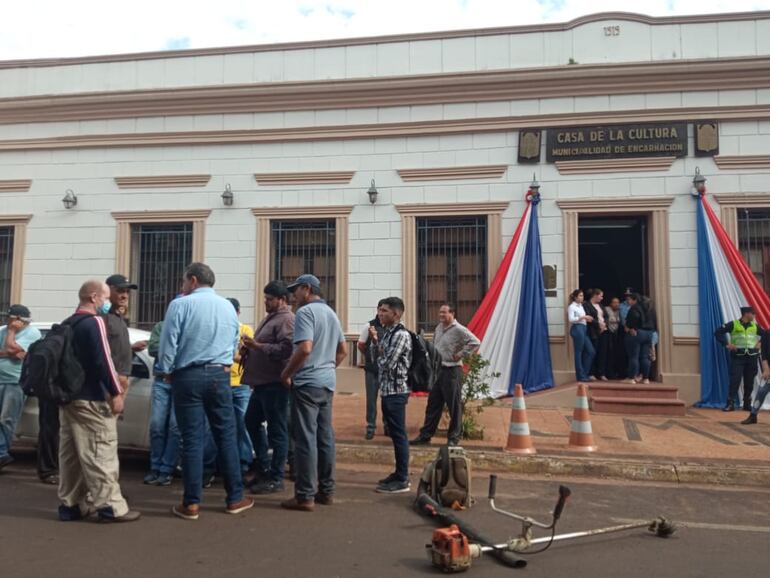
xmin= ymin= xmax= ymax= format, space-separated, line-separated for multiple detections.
xmin=271 ymin=220 xmax=336 ymax=311
xmin=416 ymin=216 xmax=487 ymax=333
xmin=738 ymin=208 xmax=770 ymax=295
xmin=130 ymin=223 xmax=193 ymax=330
xmin=0 ymin=227 xmax=13 ymax=325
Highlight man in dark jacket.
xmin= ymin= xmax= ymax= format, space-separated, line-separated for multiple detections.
xmin=741 ymin=325 xmax=770 ymax=424
xmin=715 ymin=306 xmax=764 ymax=412
xmin=623 ymin=293 xmax=654 ymax=384
xmin=357 ymin=300 xmax=386 ymax=440
xmin=242 ymin=281 xmax=295 ymax=494
xmin=57 ymin=280 xmax=140 ymax=523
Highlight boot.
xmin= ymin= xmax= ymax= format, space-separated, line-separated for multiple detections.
xmin=740 ymin=414 xmax=757 ymax=425
xmin=722 ymin=400 xmax=735 ymax=412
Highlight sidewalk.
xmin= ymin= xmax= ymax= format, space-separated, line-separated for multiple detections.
xmin=332 ymin=382 xmax=770 ymax=487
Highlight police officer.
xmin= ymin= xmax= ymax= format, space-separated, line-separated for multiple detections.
xmin=715 ymin=306 xmax=764 ymax=412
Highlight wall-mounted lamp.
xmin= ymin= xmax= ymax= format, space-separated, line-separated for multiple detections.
xmin=221 ymin=183 xmax=234 ymax=206
xmin=526 ymin=173 xmax=541 ymax=203
xmin=367 ymin=179 xmax=378 ymax=205
xmin=692 ymin=167 xmax=706 ymax=196
xmin=62 ymin=189 xmax=78 ymax=209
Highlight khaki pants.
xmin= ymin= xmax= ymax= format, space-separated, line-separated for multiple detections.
xmin=58 ymin=401 xmax=129 ymax=518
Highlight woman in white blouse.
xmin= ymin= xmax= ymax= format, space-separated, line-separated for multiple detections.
xmin=567 ymin=289 xmax=596 ymax=383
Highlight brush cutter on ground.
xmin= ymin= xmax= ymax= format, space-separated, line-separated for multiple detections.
xmin=416 ymin=474 xmax=676 ymax=573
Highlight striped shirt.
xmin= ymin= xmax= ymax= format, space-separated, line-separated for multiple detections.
xmin=374 ymin=324 xmax=412 ymax=397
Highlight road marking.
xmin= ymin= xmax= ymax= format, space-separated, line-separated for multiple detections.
xmin=612 ymin=518 xmax=770 ymax=534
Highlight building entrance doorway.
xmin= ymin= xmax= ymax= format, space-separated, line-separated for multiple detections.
xmin=578 ymin=215 xmax=649 ymax=302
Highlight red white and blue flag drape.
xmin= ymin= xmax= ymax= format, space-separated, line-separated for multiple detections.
xmin=468 ymin=191 xmax=554 ymax=398
xmin=695 ymin=190 xmax=770 ymax=408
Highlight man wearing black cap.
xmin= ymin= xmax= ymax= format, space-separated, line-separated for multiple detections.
xmin=715 ymin=306 xmax=765 ymax=412
xmin=104 ymin=274 xmax=143 ymax=394
xmin=0 ymin=305 xmax=42 ymax=470
xmin=279 ymin=274 xmax=347 ymax=512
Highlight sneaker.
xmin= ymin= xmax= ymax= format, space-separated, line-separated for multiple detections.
xmin=741 ymin=414 xmax=758 ymax=425
xmin=152 ymin=473 xmax=173 ymax=487
xmin=622 ymin=379 xmax=637 ymax=384
xmin=202 ymin=473 xmax=215 ymax=488
xmin=172 ymin=503 xmax=200 ymax=520
xmin=95 ymin=510 xmax=141 ymax=523
xmin=365 ymin=431 xmax=375 ymax=440
xmin=58 ymin=504 xmax=84 ymax=522
xmin=280 ymin=497 xmax=315 ymax=512
xmin=143 ymin=471 xmax=159 ymax=485
xmin=250 ymin=480 xmax=285 ymax=495
xmin=448 ymin=439 xmax=460 ymax=447
xmin=599 ymin=376 xmax=609 ymax=382
xmin=225 ymin=497 xmax=255 ymax=515
xmin=587 ymin=376 xmax=597 ymax=382
xmin=409 ymin=437 xmax=431 ymax=446
xmin=0 ymin=455 xmax=14 ymax=470
xmin=376 ymin=479 xmax=411 ymax=494
xmin=642 ymin=379 xmax=650 ymax=385
xmin=378 ymin=473 xmax=398 ymax=485
xmin=41 ymin=474 xmax=59 ymax=485
xmin=315 ymin=493 xmax=334 ymax=506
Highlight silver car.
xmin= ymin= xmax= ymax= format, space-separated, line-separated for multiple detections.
xmin=14 ymin=323 xmax=154 ymax=450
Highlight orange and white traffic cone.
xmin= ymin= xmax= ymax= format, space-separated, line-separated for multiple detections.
xmin=568 ymin=383 xmax=597 ymax=452
xmin=504 ymin=383 xmax=536 ymax=454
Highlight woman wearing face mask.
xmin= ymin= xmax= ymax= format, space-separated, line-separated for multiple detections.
xmin=567 ymin=289 xmax=595 ymax=383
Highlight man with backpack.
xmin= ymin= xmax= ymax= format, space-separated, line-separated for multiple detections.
xmin=57 ymin=280 xmax=140 ymax=522
xmin=411 ymin=303 xmax=480 ymax=447
xmin=368 ymin=297 xmax=412 ymax=493
xmin=0 ymin=305 xmax=42 ymax=471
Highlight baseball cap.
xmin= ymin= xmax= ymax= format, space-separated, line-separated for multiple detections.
xmin=287 ymin=274 xmax=321 ymax=293
xmin=740 ymin=306 xmax=755 ymax=315
xmin=105 ymin=274 xmax=138 ymax=290
xmin=8 ymin=304 xmax=31 ymax=321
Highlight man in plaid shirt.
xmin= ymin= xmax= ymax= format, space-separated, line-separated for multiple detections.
xmin=369 ymin=297 xmax=412 ymax=493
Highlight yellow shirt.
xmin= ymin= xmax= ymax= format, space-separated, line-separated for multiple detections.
xmin=231 ymin=322 xmax=255 ymax=386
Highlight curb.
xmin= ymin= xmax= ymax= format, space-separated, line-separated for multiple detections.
xmin=336 ymin=443 xmax=770 ymax=488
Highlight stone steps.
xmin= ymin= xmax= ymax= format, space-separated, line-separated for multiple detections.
xmin=588 ymin=382 xmax=686 ymax=416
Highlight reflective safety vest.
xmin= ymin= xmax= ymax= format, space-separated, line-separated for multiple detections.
xmin=731 ymin=320 xmax=760 ymax=351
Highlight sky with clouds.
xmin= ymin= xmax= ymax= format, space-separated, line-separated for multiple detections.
xmin=1 ymin=0 xmax=769 ymax=60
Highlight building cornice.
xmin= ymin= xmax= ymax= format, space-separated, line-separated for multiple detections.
xmin=1 ymin=11 xmax=768 ymax=69
xmin=254 ymin=172 xmax=355 ymax=186
xmin=713 ymin=155 xmax=770 ymax=170
xmin=713 ymin=193 xmax=770 ymax=206
xmin=397 ymin=165 xmax=507 ymax=181
xmin=250 ymin=205 xmax=354 ymax=217
xmin=0 ymin=179 xmax=32 ymax=192
xmin=114 ymin=175 xmax=211 ymax=188
xmin=0 ymin=103 xmax=767 ymax=152
xmin=555 ymin=157 xmax=676 ymax=175
xmin=0 ymin=214 xmax=33 ymax=223
xmin=110 ymin=209 xmax=212 ymax=222
xmin=556 ymin=196 xmax=675 ymax=210
xmin=395 ymin=202 xmax=509 ymax=216
xmin=1 ymin=57 xmax=769 ymax=125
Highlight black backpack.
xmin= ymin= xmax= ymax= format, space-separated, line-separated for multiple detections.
xmin=20 ymin=316 xmax=88 ymax=405
xmin=407 ymin=330 xmax=442 ymax=393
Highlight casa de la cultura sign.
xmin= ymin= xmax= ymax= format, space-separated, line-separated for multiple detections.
xmin=545 ymin=122 xmax=688 ymax=162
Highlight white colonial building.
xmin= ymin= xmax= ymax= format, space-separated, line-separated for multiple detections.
xmin=1 ymin=11 xmax=770 ymax=400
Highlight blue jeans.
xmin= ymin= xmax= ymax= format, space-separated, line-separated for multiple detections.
xmin=149 ymin=379 xmax=180 ymax=475
xmin=570 ymin=324 xmax=596 ymax=382
xmin=625 ymin=329 xmax=653 ymax=379
xmin=232 ymin=385 xmax=254 ymax=470
xmin=172 ymin=366 xmax=243 ymax=506
xmin=381 ymin=393 xmax=409 ymax=482
xmin=246 ymin=384 xmax=290 ymax=482
xmin=0 ymin=383 xmax=25 ymax=458
xmin=292 ymin=386 xmax=335 ymax=501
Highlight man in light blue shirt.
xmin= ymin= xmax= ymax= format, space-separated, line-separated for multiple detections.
xmin=279 ymin=274 xmax=347 ymax=511
xmin=0 ymin=305 xmax=42 ymax=470
xmin=156 ymin=262 xmax=253 ymax=520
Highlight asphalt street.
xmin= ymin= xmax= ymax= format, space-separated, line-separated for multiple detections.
xmin=1 ymin=451 xmax=768 ymax=578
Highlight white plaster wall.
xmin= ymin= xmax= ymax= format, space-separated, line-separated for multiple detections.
xmin=0 ymin=17 xmax=767 ymax=98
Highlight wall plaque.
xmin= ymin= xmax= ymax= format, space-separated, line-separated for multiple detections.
xmin=695 ymin=121 xmax=719 ymax=157
xmin=518 ymin=130 xmax=541 ymax=163
xmin=545 ymin=122 xmax=687 ymax=162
